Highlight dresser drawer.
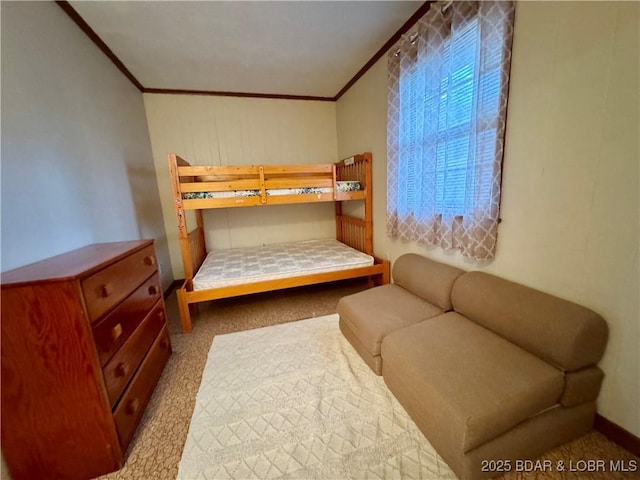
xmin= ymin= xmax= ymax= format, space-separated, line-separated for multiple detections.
xmin=93 ymin=274 xmax=162 ymax=367
xmin=113 ymin=325 xmax=171 ymax=449
xmin=82 ymin=245 xmax=157 ymax=322
xmin=103 ymin=301 xmax=166 ymax=407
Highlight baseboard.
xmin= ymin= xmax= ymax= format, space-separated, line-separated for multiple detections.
xmin=594 ymin=414 xmax=640 ymax=457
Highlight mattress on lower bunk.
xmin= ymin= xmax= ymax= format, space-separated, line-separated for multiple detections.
xmin=183 ymin=181 xmax=361 ymax=200
xmin=192 ymin=238 xmax=374 ymax=291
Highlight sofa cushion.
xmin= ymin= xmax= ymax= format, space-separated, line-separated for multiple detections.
xmin=381 ymin=312 xmax=564 ymax=454
xmin=560 ymin=366 xmax=605 ymax=407
xmin=337 ymin=284 xmax=443 ymax=356
xmin=339 ymin=318 xmax=383 ymax=374
xmin=451 ymin=272 xmax=608 ymax=371
xmin=392 ymin=254 xmax=465 ymax=311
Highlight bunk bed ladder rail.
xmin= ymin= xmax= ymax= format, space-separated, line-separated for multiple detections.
xmin=335 ymin=153 xmax=373 ymax=255
xmin=169 ymin=155 xmax=202 ymax=277
xmin=168 ymin=153 xmax=208 ymax=332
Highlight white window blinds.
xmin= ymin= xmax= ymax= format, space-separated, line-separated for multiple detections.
xmin=387 ymin=0 xmax=515 ymax=261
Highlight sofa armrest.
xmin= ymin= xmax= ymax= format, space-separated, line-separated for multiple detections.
xmin=392 ymin=254 xmax=464 ymax=311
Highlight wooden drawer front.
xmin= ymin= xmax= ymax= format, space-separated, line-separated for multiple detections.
xmin=82 ymin=245 xmax=157 ymax=322
xmin=103 ymin=301 xmax=166 ymax=407
xmin=93 ymin=274 xmax=162 ymax=367
xmin=113 ymin=325 xmax=171 ymax=449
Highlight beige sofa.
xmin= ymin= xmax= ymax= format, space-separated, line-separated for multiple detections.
xmin=337 ymin=254 xmax=608 ymax=480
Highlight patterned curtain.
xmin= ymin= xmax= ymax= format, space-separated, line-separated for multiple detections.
xmin=386 ymin=1 xmax=515 ymax=261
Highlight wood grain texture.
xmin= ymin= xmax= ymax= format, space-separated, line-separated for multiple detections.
xmin=1 ymin=240 xmax=153 ymax=286
xmin=93 ymin=274 xmax=162 ymax=366
xmin=81 ymin=244 xmax=157 ymax=321
xmin=1 ymin=241 xmax=171 ymax=480
xmin=1 ymin=282 xmax=122 ymax=480
xmin=113 ymin=325 xmax=172 ymax=447
xmin=103 ymin=301 xmax=166 ymax=407
xmin=169 ymin=152 xmax=387 ymax=333
xmin=171 ymin=154 xmax=340 ymax=211
xmin=183 ymin=261 xmax=388 ymax=304
xmin=188 ymin=226 xmax=206 ymax=277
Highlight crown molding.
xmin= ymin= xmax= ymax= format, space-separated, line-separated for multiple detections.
xmin=143 ymin=88 xmax=334 ymax=102
xmin=56 ymin=0 xmax=433 ymax=102
xmin=56 ymin=1 xmax=144 ymax=92
xmin=334 ymin=1 xmax=433 ymax=100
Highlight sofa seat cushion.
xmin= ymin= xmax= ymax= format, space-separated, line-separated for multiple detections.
xmin=337 ymin=284 xmax=443 ymax=356
xmin=381 ymin=312 xmax=564 ymax=454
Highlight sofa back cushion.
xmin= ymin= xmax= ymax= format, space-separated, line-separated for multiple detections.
xmin=392 ymin=254 xmax=465 ymax=311
xmin=451 ymin=271 xmax=608 ymax=371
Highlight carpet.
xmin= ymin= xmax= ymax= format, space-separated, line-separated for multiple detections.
xmin=177 ymin=314 xmax=456 ymax=479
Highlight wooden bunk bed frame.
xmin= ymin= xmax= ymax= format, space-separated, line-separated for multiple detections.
xmin=168 ymin=152 xmax=390 ymax=333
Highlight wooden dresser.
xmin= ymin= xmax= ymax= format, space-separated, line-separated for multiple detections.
xmin=1 ymin=240 xmax=172 ymax=480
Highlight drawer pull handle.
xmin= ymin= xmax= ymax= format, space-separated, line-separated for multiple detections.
xmin=126 ymin=398 xmax=140 ymax=415
xmin=115 ymin=362 xmax=128 ymax=378
xmin=160 ymin=338 xmax=170 ymax=350
xmin=99 ymin=284 xmax=113 ymax=298
xmin=111 ymin=323 xmax=123 ymax=341
xmin=143 ymin=256 xmax=156 ymax=267
xmin=148 ymin=285 xmax=158 ymax=296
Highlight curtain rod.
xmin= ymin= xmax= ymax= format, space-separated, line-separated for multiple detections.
xmin=394 ymin=0 xmax=454 ymax=57
xmin=393 ymin=0 xmax=454 ymax=56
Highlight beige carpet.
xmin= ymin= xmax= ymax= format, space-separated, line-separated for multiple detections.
xmin=177 ymin=314 xmax=456 ymax=479
xmin=97 ymin=280 xmax=638 ymax=480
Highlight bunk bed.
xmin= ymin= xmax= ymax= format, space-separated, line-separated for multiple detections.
xmin=168 ymin=152 xmax=390 ymax=333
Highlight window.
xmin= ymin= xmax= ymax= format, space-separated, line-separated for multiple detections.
xmin=387 ymin=1 xmax=515 ymax=261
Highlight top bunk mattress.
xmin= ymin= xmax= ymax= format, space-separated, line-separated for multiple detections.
xmin=182 ymin=181 xmax=361 ymax=200
xmin=192 ymin=238 xmax=374 ymax=291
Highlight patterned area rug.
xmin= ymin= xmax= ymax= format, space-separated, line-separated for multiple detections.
xmin=177 ymin=314 xmax=456 ymax=479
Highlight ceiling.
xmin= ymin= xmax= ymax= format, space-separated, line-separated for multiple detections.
xmin=68 ymin=1 xmax=424 ymax=99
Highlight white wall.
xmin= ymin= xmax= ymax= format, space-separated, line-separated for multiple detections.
xmin=336 ymin=1 xmax=639 ymax=436
xmin=143 ymin=94 xmax=339 ymax=278
xmin=1 ymin=1 xmax=171 ymax=288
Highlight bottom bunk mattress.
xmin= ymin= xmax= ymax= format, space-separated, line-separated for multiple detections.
xmin=192 ymin=238 xmax=374 ymax=291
